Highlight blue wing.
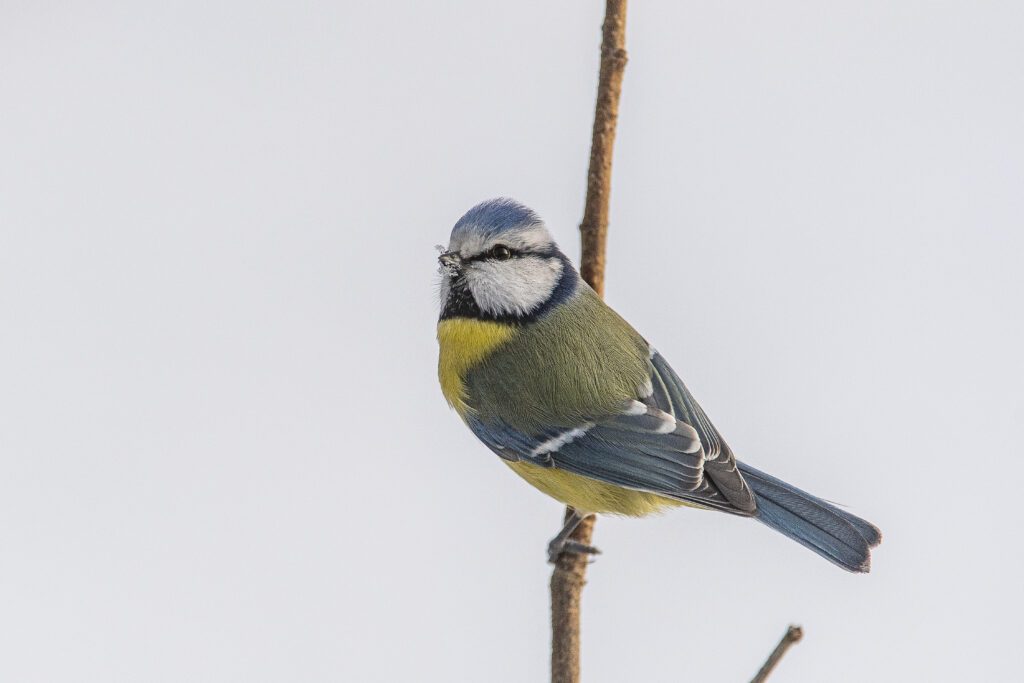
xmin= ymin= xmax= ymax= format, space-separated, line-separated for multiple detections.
xmin=647 ymin=350 xmax=756 ymax=512
xmin=468 ymin=349 xmax=756 ymax=513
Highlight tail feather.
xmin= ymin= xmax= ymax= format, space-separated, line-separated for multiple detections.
xmin=739 ymin=462 xmax=882 ymax=573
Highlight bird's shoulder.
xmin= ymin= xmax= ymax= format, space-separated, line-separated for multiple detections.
xmin=463 ymin=287 xmax=652 ymax=430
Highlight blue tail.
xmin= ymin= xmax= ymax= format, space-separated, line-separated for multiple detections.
xmin=739 ymin=462 xmax=882 ymax=573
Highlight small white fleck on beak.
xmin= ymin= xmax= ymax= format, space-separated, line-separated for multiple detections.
xmin=437 ymin=248 xmax=462 ymax=276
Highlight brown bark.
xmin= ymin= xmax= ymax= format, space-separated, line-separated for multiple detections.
xmin=577 ymin=0 xmax=628 ymax=299
xmin=750 ymin=625 xmax=804 ymax=683
xmin=550 ymin=2 xmax=628 ymax=682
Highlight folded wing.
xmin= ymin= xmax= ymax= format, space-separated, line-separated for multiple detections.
xmin=647 ymin=350 xmax=756 ymax=512
xmin=469 ymin=348 xmax=757 ymax=515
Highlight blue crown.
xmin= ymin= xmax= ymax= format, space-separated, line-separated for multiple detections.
xmin=451 ymin=198 xmax=542 ymax=241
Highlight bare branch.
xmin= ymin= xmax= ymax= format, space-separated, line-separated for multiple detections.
xmin=550 ymin=2 xmax=628 ymax=682
xmin=578 ymin=0 xmax=628 ymax=299
xmin=750 ymin=625 xmax=805 ymax=683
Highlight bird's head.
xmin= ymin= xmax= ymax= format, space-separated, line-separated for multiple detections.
xmin=438 ymin=198 xmax=578 ymax=322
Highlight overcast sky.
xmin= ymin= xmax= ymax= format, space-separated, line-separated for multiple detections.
xmin=2 ymin=1 xmax=1022 ymax=681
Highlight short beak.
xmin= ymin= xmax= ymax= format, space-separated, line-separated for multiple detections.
xmin=438 ymin=251 xmax=462 ymax=270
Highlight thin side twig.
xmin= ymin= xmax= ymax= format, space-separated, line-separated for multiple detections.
xmin=750 ymin=625 xmax=804 ymax=683
xmin=550 ymin=2 xmax=628 ymax=683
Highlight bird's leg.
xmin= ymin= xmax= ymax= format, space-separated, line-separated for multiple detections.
xmin=547 ymin=509 xmax=601 ymax=564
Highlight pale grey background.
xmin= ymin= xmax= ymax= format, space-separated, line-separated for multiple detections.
xmin=2 ymin=1 xmax=1022 ymax=681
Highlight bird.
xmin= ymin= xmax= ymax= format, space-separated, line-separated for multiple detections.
xmin=436 ymin=198 xmax=881 ymax=572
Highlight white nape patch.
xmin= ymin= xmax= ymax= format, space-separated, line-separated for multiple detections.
xmin=531 ymin=423 xmax=594 ymax=457
xmin=623 ymin=400 xmax=648 ymax=416
xmin=638 ymin=378 xmax=654 ymax=399
xmin=463 ymin=255 xmax=564 ymax=317
xmin=648 ymin=346 xmax=657 ymax=359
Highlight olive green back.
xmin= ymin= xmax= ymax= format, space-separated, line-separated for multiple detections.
xmin=464 ymin=285 xmax=650 ymax=432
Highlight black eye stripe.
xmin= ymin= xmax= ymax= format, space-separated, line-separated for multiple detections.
xmin=463 ymin=245 xmax=519 ymax=263
xmin=459 ymin=244 xmax=558 ymax=264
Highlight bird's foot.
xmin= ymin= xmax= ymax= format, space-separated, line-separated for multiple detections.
xmin=547 ymin=538 xmax=602 ymax=564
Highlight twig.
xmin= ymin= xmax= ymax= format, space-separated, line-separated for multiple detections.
xmin=549 ymin=2 xmax=628 ymax=683
xmin=578 ymin=0 xmax=629 ymax=299
xmin=750 ymin=625 xmax=804 ymax=683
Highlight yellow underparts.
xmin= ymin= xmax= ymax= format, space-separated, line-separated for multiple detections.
xmin=438 ymin=318 xmax=703 ymax=517
xmin=506 ymin=460 xmax=700 ymax=516
xmin=437 ymin=318 xmax=516 ymax=416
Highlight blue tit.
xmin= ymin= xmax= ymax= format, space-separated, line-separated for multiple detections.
xmin=436 ymin=198 xmax=881 ymax=572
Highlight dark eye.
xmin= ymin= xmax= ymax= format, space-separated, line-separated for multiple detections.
xmin=489 ymin=245 xmax=513 ymax=261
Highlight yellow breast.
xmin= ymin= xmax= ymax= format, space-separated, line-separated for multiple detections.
xmin=439 ymin=317 xmax=702 ymax=518
xmin=437 ymin=318 xmax=516 ymax=416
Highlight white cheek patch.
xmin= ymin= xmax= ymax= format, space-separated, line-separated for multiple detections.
xmin=464 ymin=256 xmax=564 ymax=317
